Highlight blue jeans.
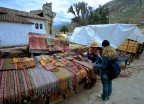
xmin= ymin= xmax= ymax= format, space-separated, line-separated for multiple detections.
xmin=101 ymin=74 xmax=112 ymax=101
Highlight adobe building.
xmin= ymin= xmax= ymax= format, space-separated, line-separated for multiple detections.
xmin=30 ymin=3 xmax=56 ymax=35
xmin=0 ymin=3 xmax=55 ymax=47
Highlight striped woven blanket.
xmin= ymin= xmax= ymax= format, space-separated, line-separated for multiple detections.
xmin=0 ymin=59 xmax=17 ymax=71
xmin=48 ymin=46 xmax=63 ymax=52
xmin=29 ymin=33 xmax=47 ymax=50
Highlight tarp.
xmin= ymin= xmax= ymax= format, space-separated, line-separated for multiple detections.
xmin=127 ymin=27 xmax=144 ymax=44
xmin=70 ymin=24 xmax=138 ymax=48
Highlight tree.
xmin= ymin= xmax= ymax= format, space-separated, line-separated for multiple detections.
xmin=68 ymin=2 xmax=93 ymax=26
xmin=60 ymin=25 xmax=69 ymax=34
xmin=68 ymin=2 xmax=109 ymax=25
xmin=92 ymin=5 xmax=109 ymax=24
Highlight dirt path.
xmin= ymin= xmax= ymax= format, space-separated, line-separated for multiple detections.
xmin=58 ymin=52 xmax=144 ymax=104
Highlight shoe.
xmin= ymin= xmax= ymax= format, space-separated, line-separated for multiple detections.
xmin=97 ymin=93 xmax=101 ymax=98
xmin=107 ymin=96 xmax=110 ymax=100
xmin=97 ymin=90 xmax=102 ymax=98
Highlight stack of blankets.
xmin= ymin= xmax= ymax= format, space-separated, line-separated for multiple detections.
xmin=28 ymin=32 xmax=69 ymax=54
xmin=0 ymin=52 xmax=94 ymax=104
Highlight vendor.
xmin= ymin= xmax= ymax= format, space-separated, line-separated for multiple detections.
xmin=86 ymin=41 xmax=102 ymax=63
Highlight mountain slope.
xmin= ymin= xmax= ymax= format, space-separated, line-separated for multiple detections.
xmin=104 ymin=0 xmax=144 ymax=24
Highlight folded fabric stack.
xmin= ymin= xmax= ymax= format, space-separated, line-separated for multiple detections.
xmin=29 ymin=33 xmax=48 ymax=54
xmin=28 ymin=32 xmax=64 ymax=54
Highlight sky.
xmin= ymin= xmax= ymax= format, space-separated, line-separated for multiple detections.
xmin=0 ymin=0 xmax=111 ymax=26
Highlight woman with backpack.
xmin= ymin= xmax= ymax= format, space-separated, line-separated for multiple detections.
xmin=93 ymin=40 xmax=116 ymax=101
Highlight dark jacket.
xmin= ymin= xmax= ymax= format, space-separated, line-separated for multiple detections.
xmin=94 ymin=55 xmax=109 ymax=75
xmin=87 ymin=51 xmax=101 ymax=63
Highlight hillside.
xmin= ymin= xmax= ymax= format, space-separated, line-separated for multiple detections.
xmin=104 ymin=0 xmax=144 ymax=25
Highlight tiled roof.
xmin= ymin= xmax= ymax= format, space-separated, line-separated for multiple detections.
xmin=0 ymin=6 xmax=46 ymax=20
xmin=0 ymin=14 xmax=34 ymax=24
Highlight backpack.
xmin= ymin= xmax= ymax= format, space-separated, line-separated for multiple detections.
xmin=107 ymin=58 xmax=121 ymax=80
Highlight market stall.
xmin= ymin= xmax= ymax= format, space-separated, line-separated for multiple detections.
xmin=0 ymin=52 xmax=95 ymax=104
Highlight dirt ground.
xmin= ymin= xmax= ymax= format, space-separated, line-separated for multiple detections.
xmin=58 ymin=52 xmax=144 ymax=104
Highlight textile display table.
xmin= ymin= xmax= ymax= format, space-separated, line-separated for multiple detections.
xmin=0 ymin=52 xmax=95 ymax=104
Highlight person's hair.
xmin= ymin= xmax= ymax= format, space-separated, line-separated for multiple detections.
xmin=102 ymin=46 xmax=116 ymax=59
xmin=102 ymin=40 xmax=110 ymax=47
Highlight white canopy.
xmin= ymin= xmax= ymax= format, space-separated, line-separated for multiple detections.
xmin=127 ymin=27 xmax=144 ymax=44
xmin=70 ymin=24 xmax=140 ymax=48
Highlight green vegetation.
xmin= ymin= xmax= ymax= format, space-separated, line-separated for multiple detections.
xmin=60 ymin=25 xmax=69 ymax=34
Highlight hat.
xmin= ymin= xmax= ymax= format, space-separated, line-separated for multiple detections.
xmin=102 ymin=40 xmax=110 ymax=47
xmin=90 ymin=41 xmax=99 ymax=48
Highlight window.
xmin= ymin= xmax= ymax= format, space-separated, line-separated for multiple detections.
xmin=35 ymin=23 xmax=39 ymax=29
xmin=50 ymin=30 xmax=51 ymax=34
xmin=49 ymin=22 xmax=52 ymax=34
xmin=40 ymin=24 xmax=43 ymax=29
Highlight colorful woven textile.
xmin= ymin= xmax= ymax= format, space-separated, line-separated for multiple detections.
xmin=12 ymin=57 xmax=36 ymax=70
xmin=0 ymin=59 xmax=3 ymax=69
xmin=53 ymin=67 xmax=73 ymax=93
xmin=29 ymin=34 xmax=47 ymax=50
xmin=0 ymin=52 xmax=95 ymax=103
xmin=73 ymin=60 xmax=93 ymax=70
xmin=48 ymin=46 xmax=63 ymax=52
xmin=46 ymin=36 xmax=56 ymax=46
xmin=55 ymin=38 xmax=69 ymax=52
xmin=0 ymin=65 xmax=60 ymax=103
xmin=55 ymin=37 xmax=69 ymax=47
xmin=17 ymin=61 xmax=36 ymax=69
xmin=40 ymin=60 xmax=57 ymax=71
xmin=39 ymin=55 xmax=58 ymax=71
xmin=0 ymin=71 xmax=4 ymax=104
xmin=2 ymin=70 xmax=30 ymax=104
xmin=65 ymin=67 xmax=77 ymax=90
xmin=0 ymin=59 xmax=17 ymax=71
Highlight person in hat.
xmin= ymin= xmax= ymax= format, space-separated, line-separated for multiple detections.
xmin=84 ymin=41 xmax=102 ymax=89
xmin=93 ymin=40 xmax=116 ymax=101
xmin=86 ymin=41 xmax=102 ymax=63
